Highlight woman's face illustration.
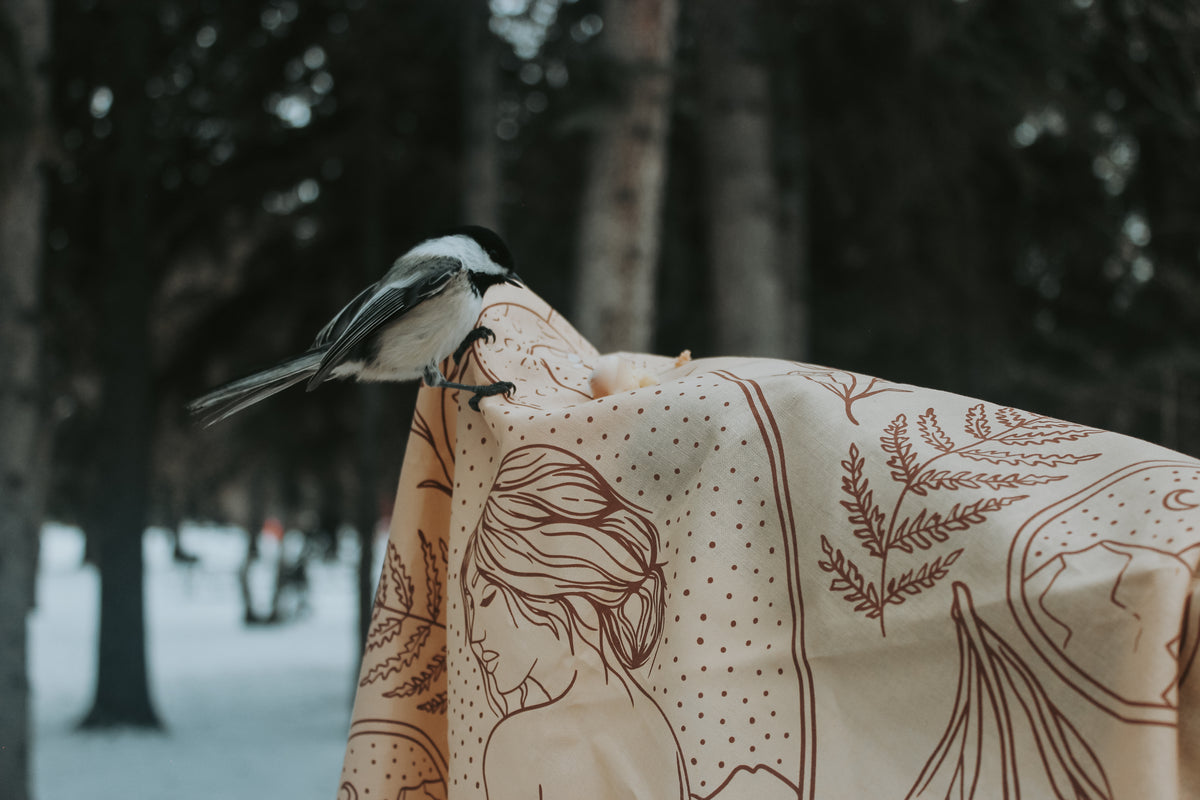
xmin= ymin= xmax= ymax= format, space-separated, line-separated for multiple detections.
xmin=466 ymin=570 xmax=569 ymax=697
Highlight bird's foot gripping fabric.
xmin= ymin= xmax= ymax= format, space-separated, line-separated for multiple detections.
xmin=453 ymin=326 xmax=496 ymax=363
xmin=465 ymin=381 xmax=515 ymax=411
xmin=423 ymin=364 xmax=514 ymax=411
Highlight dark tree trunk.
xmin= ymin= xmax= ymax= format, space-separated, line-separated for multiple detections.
xmin=696 ymin=0 xmax=797 ymax=358
xmin=0 ymin=0 xmax=51 ymax=794
xmin=769 ymin=1 xmax=811 ymax=360
xmin=461 ymin=0 xmax=501 ymax=230
xmin=81 ymin=0 xmax=161 ymax=730
xmin=355 ymin=11 xmax=386 ymax=656
xmin=573 ymin=0 xmax=680 ymax=352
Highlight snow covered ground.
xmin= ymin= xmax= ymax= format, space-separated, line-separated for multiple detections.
xmin=30 ymin=523 xmax=370 ymax=800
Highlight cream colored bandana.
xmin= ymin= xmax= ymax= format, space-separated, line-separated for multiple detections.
xmin=338 ymin=285 xmax=1200 ymax=800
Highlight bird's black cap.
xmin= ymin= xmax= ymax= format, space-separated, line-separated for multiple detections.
xmin=446 ymin=225 xmax=516 ymax=273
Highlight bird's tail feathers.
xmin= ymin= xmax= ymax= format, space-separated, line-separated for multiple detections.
xmin=187 ymin=351 xmax=325 ymax=427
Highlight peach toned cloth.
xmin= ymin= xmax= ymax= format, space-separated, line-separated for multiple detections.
xmin=338 ymin=285 xmax=1200 ymax=800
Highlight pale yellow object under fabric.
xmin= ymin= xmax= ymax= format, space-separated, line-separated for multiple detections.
xmin=338 ymin=284 xmax=1200 ymax=800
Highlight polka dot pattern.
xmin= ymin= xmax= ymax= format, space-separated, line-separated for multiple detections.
xmin=341 ymin=286 xmax=1200 ymax=799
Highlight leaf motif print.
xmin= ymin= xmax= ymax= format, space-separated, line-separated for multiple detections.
xmin=360 ymin=624 xmax=432 ymax=687
xmin=958 ymin=450 xmax=1102 ymax=468
xmin=882 ymin=415 xmax=921 ymax=488
xmin=839 ymin=444 xmax=889 ymax=558
xmin=386 ymin=541 xmax=415 ymax=614
xmin=819 ymin=402 xmax=1100 ymax=635
xmin=964 ymin=403 xmax=992 ymax=439
xmin=918 ymin=408 xmax=956 ymax=453
xmin=358 ymin=531 xmax=449 ymax=713
xmin=418 ymin=530 xmax=444 ymax=620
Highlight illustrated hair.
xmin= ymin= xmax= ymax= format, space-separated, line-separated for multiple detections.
xmin=463 ymin=445 xmax=667 ymax=672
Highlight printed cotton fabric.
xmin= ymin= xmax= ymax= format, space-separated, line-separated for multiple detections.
xmin=338 ymin=284 xmax=1200 ymax=800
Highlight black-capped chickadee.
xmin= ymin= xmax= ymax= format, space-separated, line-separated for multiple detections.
xmin=188 ymin=225 xmax=521 ymax=426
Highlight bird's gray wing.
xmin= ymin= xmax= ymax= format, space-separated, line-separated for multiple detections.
xmin=307 ymin=257 xmax=461 ymax=387
xmin=311 ymin=281 xmax=380 ymax=349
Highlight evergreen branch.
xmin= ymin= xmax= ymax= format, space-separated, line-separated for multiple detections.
xmin=891 ymin=495 xmax=1027 ymax=554
xmin=839 ymin=444 xmax=889 ymax=557
xmin=918 ymin=408 xmax=955 ymax=452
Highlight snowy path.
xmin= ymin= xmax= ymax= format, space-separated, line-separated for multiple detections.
xmin=30 ymin=524 xmax=364 ymax=800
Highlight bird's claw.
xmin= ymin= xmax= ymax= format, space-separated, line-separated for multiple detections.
xmin=467 ymin=381 xmax=515 ymax=412
xmin=453 ymin=326 xmax=497 ymax=364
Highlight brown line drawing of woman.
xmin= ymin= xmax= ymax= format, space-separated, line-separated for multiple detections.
xmin=461 ymin=444 xmax=690 ymax=800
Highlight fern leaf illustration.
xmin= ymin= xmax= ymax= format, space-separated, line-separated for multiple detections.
xmin=964 ymin=403 xmax=992 ymax=439
xmin=918 ymin=408 xmax=955 ymax=452
xmin=418 ymin=530 xmax=442 ymax=620
xmin=385 ymin=541 xmax=415 ymax=613
xmin=913 ymin=469 xmax=1066 ymax=492
xmin=417 ymin=692 xmax=448 ymax=714
xmin=995 ymin=406 xmax=1034 ymax=428
xmin=818 ymin=535 xmax=880 ymax=617
xmin=840 ymin=444 xmax=889 ymax=557
xmin=373 ymin=558 xmax=390 ymax=606
xmin=884 ymin=549 xmax=963 ymax=606
xmin=996 ymin=428 xmax=1097 ymax=446
xmin=864 ymin=583 xmax=881 ymax=618
xmin=1026 ymin=417 xmax=1099 ymax=432
xmin=359 ymin=623 xmax=431 ymax=687
xmin=382 ymin=651 xmax=447 ymax=699
xmin=958 ymin=450 xmax=1101 ymax=467
xmin=891 ymin=495 xmax=1027 ymax=554
xmin=366 ymin=613 xmax=406 ymax=653
xmin=881 ymin=415 xmax=921 ymax=488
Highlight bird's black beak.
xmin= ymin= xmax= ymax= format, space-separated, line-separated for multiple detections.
xmin=504 ymin=273 xmax=524 ymax=287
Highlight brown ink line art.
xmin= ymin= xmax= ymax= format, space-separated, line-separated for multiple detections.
xmin=714 ymin=369 xmax=817 ymax=800
xmin=359 ymin=536 xmax=447 ymax=720
xmin=470 ymin=299 xmax=598 ymax=408
xmin=1006 ymin=459 xmax=1200 ymax=726
xmin=821 ymin=404 xmax=1100 ymax=636
xmin=411 ymin=399 xmax=454 ymax=496
xmin=907 ymin=582 xmax=1113 ymax=800
xmin=693 ymin=763 xmax=802 ymax=800
xmin=345 ymin=718 xmax=449 ymax=784
xmin=462 ymin=443 xmax=688 ymax=798
xmin=791 ymin=367 xmax=913 ymax=426
xmin=1178 ymin=590 xmax=1200 ymax=689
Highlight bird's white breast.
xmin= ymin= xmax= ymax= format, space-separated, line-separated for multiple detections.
xmin=355 ymin=271 xmax=484 ymax=382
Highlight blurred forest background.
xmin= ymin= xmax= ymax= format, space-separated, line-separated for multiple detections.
xmin=3 ymin=0 xmax=1200 ymax=797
